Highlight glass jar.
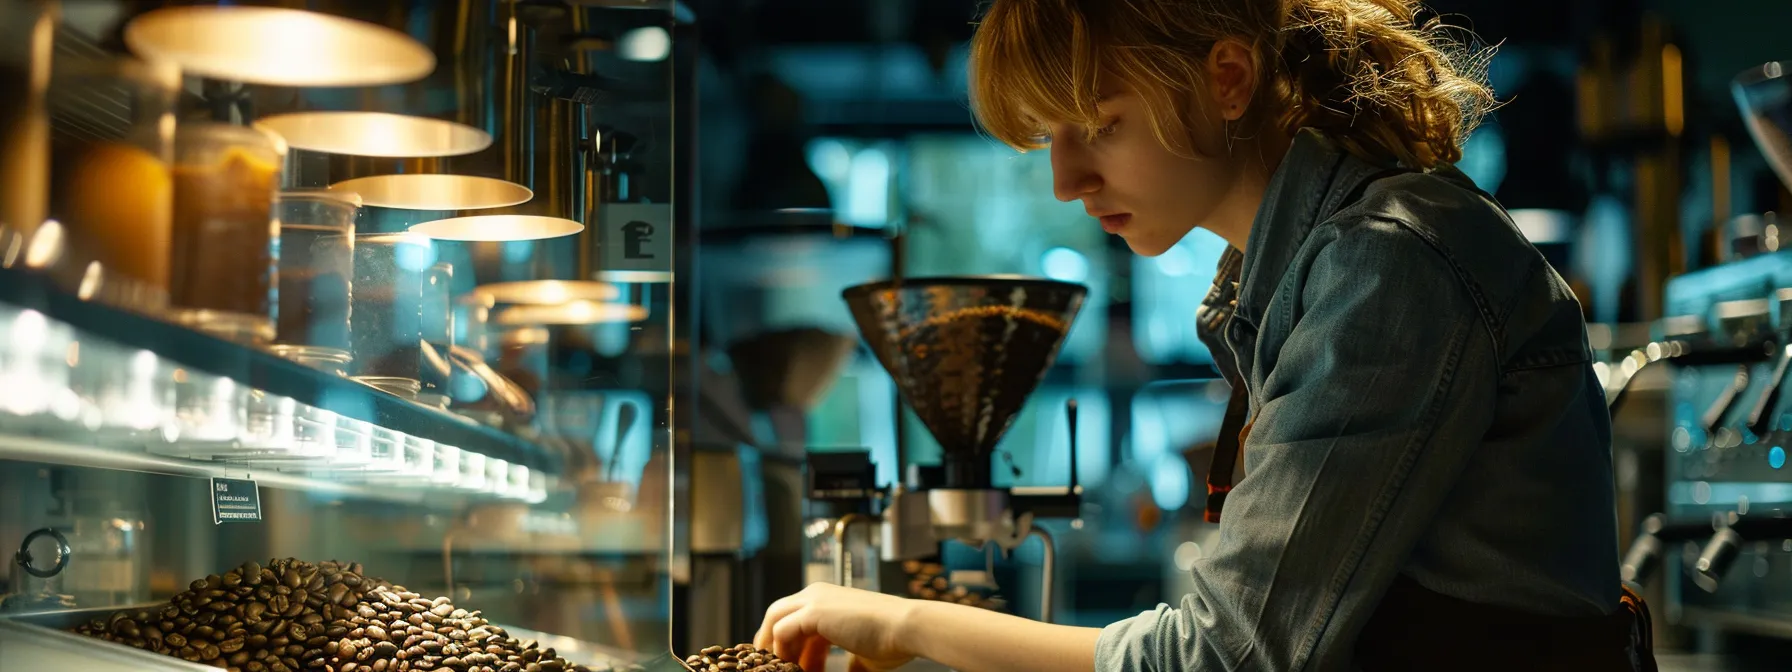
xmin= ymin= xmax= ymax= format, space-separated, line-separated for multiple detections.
xmin=168 ymin=122 xmax=287 ymax=343
xmin=350 ymin=232 xmax=430 ymax=383
xmin=454 ymin=293 xmax=496 ymax=360
xmin=421 ymin=261 xmax=454 ymax=399
xmin=44 ymin=53 xmax=180 ymax=307
xmin=274 ymin=190 xmax=358 ymax=358
xmin=0 ymin=0 xmax=53 ymax=235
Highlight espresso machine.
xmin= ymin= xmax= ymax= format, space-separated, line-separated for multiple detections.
xmin=1611 ymin=61 xmax=1792 ymax=656
xmin=819 ymin=275 xmax=1087 ymax=622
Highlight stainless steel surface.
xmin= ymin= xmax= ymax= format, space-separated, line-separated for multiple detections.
xmin=832 ymin=513 xmax=876 ymax=587
xmin=927 ymin=489 xmax=1020 ymax=547
xmin=1028 ymin=525 xmax=1054 ymax=623
xmin=0 ymin=604 xmax=216 ymax=671
xmin=879 ymin=486 xmax=935 ymax=562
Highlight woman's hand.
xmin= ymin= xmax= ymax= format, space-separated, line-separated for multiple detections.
xmin=753 ymin=583 xmax=918 ymax=672
xmin=756 ymin=583 xmax=1100 ymax=672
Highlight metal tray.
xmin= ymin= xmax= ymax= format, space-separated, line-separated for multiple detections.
xmin=0 ymin=605 xmax=218 ymax=672
xmin=0 ymin=604 xmax=643 ymax=671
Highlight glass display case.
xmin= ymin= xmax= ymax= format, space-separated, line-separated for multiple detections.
xmin=0 ymin=2 xmax=707 ymax=671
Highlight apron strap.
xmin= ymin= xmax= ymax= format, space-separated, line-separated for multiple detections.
xmin=1204 ymin=380 xmax=1251 ymax=523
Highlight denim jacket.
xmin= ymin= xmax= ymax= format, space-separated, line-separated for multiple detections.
xmin=1095 ymin=129 xmax=1622 ymax=671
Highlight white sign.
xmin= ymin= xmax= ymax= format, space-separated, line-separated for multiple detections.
xmin=598 ymin=202 xmax=673 ymax=274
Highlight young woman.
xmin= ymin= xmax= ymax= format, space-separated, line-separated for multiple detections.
xmin=755 ymin=1 xmax=1654 ymax=670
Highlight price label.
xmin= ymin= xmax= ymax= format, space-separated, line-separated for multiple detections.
xmin=211 ymin=477 xmax=262 ymax=524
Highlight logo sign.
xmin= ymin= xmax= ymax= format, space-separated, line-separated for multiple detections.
xmin=598 ymin=203 xmax=673 ymax=274
xmin=211 ymin=477 xmax=262 ymax=524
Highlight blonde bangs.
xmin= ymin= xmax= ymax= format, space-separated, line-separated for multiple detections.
xmin=968 ymin=0 xmax=1102 ymax=151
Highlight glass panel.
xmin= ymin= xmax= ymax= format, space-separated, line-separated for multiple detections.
xmin=0 ymin=3 xmax=684 ymax=671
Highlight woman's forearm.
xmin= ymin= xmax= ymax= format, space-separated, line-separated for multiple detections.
xmin=897 ymin=600 xmax=1101 ymax=672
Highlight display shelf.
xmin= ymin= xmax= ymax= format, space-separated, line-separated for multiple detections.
xmin=0 ymin=431 xmax=514 ymax=505
xmin=0 ymin=265 xmax=562 ymax=478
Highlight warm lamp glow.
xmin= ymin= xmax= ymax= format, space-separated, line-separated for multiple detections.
xmin=256 ymin=112 xmax=491 ymax=158
xmin=593 ymin=270 xmax=674 ymax=283
xmin=493 ymin=301 xmax=648 ymax=326
xmin=409 ymin=215 xmax=582 ymax=241
xmin=471 ymin=280 xmax=621 ymax=305
xmin=330 ymin=174 xmax=531 ymax=210
xmin=124 ymin=7 xmax=434 ymax=87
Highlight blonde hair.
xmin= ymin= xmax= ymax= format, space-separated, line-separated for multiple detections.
xmin=968 ymin=0 xmax=1498 ymax=170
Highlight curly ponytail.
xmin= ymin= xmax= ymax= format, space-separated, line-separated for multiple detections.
xmin=969 ymin=0 xmax=1498 ymax=170
xmin=1270 ymin=0 xmax=1496 ymax=167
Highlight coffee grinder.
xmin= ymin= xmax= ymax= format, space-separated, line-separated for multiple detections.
xmin=817 ymin=276 xmax=1087 ymax=622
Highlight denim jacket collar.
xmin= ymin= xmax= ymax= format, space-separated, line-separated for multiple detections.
xmin=1227 ymin=129 xmax=1398 ymax=330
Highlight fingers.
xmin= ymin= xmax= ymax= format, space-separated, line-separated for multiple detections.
xmin=799 ymin=635 xmax=831 ymax=672
xmin=755 ymin=592 xmax=808 ymax=651
xmin=770 ymin=603 xmax=816 ymax=664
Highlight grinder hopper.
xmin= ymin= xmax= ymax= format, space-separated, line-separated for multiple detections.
xmin=1736 ymin=62 xmax=1792 ymax=195
xmin=842 ymin=276 xmax=1087 ymax=489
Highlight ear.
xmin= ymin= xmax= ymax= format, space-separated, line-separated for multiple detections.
xmin=1205 ymin=39 xmax=1257 ymax=121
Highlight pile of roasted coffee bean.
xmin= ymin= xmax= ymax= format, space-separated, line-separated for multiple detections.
xmin=70 ymin=558 xmax=620 ymax=672
xmin=683 ymin=644 xmax=800 ymax=672
xmin=902 ymin=561 xmax=1003 ymax=611
xmin=73 ymin=558 xmax=385 ymax=672
xmin=320 ymin=585 xmax=597 ymax=672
